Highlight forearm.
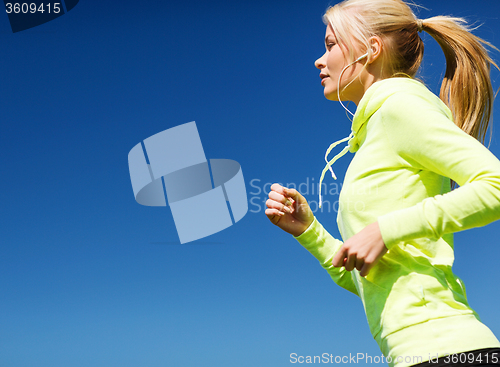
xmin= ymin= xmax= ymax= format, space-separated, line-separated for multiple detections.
xmin=294 ymin=217 xmax=359 ymax=296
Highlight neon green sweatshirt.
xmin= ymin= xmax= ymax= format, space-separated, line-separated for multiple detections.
xmin=294 ymin=77 xmax=500 ymax=367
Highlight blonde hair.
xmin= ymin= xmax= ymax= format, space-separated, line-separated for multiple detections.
xmin=323 ymin=0 xmax=499 ymax=147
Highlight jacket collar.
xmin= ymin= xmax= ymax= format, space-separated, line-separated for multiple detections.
xmin=349 ymin=77 xmax=426 ymax=152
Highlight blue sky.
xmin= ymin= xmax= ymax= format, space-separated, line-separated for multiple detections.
xmin=1 ymin=1 xmax=500 ymax=366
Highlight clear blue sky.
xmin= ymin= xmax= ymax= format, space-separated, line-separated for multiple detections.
xmin=1 ymin=1 xmax=500 ymax=366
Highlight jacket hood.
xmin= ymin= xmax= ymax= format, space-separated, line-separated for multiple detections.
xmin=349 ymin=77 xmax=429 ymax=152
xmin=318 ymin=77 xmax=432 ymax=207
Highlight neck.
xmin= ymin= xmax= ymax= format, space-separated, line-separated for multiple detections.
xmin=349 ymin=60 xmax=387 ymax=106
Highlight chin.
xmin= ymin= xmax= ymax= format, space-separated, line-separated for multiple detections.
xmin=324 ymin=90 xmax=340 ymax=101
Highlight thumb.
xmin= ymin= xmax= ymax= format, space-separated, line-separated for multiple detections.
xmin=283 ymin=187 xmax=299 ymax=202
xmin=283 ymin=187 xmax=307 ymax=208
xmin=284 ymin=187 xmax=314 ymax=228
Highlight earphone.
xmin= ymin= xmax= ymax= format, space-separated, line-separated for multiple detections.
xmin=337 ymin=52 xmax=369 ymax=118
xmin=353 ymin=52 xmax=369 ymax=63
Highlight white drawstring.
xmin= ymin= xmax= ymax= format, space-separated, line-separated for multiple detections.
xmin=318 ymin=131 xmax=353 ymax=208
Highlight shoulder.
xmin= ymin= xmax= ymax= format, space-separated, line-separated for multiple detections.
xmin=375 ymin=83 xmax=456 ymax=141
xmin=366 ymin=80 xmax=466 ymax=158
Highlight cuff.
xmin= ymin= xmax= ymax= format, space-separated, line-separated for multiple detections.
xmin=293 ymin=217 xmax=322 ymax=249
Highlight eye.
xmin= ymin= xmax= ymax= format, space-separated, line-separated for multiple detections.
xmin=326 ymin=42 xmax=336 ymax=51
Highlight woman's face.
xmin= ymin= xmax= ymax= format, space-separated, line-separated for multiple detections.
xmin=315 ymin=24 xmax=367 ymax=104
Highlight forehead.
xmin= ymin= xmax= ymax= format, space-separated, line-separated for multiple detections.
xmin=324 ymin=24 xmax=335 ymax=41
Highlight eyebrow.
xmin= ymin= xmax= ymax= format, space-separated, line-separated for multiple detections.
xmin=324 ymin=35 xmax=335 ymax=44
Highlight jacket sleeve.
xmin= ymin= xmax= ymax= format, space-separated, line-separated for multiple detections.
xmin=376 ymin=92 xmax=500 ymax=249
xmin=294 ymin=217 xmax=359 ymax=296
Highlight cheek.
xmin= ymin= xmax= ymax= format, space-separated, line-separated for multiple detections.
xmin=326 ymin=53 xmax=343 ymax=75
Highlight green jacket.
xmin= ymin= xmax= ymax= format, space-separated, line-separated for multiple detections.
xmin=295 ymin=77 xmax=500 ymax=367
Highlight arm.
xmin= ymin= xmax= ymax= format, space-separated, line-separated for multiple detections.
xmin=377 ymin=92 xmax=500 ymax=248
xmin=265 ymin=184 xmax=359 ymax=295
xmin=294 ymin=217 xmax=360 ymax=296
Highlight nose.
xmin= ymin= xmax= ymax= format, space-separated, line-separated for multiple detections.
xmin=315 ymin=52 xmax=327 ymax=70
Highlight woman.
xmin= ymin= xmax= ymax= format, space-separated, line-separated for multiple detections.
xmin=265 ymin=0 xmax=500 ymax=366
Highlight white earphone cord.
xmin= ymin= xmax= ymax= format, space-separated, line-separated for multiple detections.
xmin=317 ymin=52 xmax=370 ymax=208
xmin=337 ymin=52 xmax=369 ymax=118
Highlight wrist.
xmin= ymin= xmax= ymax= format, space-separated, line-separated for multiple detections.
xmin=293 ymin=216 xmax=316 ymax=238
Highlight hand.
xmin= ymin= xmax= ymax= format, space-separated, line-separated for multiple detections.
xmin=332 ymin=221 xmax=387 ymax=277
xmin=265 ymin=183 xmax=314 ymax=237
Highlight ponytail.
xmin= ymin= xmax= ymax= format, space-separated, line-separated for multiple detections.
xmin=420 ymin=17 xmax=499 ymax=190
xmin=420 ymin=16 xmax=499 ymax=146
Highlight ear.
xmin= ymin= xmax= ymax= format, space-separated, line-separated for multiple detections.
xmin=367 ymin=36 xmax=383 ymax=64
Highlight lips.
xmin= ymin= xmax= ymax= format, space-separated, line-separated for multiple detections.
xmin=320 ymin=73 xmax=329 ymax=85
